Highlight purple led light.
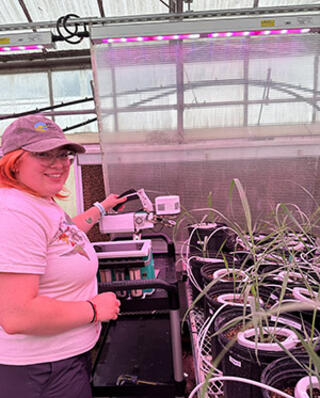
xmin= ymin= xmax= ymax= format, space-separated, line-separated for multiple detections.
xmin=231 ymin=31 xmax=247 ymax=36
xmin=101 ymin=27 xmax=312 ymax=45
xmin=0 ymin=44 xmax=44 ymax=51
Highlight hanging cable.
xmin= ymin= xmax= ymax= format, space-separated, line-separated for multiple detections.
xmin=53 ymin=14 xmax=89 ymax=45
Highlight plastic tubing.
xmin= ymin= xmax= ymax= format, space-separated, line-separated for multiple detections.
xmin=186 ymin=255 xmax=203 ymax=292
xmin=188 ymin=376 xmax=294 ymax=398
xmin=197 ymin=304 xmax=227 ymax=371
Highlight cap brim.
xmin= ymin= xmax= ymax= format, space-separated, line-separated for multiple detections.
xmin=22 ymin=138 xmax=86 ymax=154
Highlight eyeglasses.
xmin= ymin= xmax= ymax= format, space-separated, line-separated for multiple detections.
xmin=30 ymin=151 xmax=76 ymax=165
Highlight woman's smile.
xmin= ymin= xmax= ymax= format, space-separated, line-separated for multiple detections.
xmin=15 ymin=150 xmax=72 ymax=199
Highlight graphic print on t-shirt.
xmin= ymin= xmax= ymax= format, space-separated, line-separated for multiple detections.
xmin=56 ymin=214 xmax=90 ymax=260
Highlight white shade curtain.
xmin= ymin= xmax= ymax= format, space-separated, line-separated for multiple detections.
xmin=91 ymin=32 xmax=320 ymax=236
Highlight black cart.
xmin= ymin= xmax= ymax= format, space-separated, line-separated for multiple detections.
xmin=91 ymin=235 xmax=186 ymax=398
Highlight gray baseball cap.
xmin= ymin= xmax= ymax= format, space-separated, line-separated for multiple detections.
xmin=1 ymin=114 xmax=85 ymax=155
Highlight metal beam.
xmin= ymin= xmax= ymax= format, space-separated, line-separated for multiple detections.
xmin=0 ymin=5 xmax=319 ymax=32
xmin=97 ymin=0 xmax=105 ymax=18
xmin=0 ymin=49 xmax=91 ymax=71
xmin=18 ymin=0 xmax=34 ymax=25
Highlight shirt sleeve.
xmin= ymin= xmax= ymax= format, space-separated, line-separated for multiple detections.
xmin=0 ymin=208 xmax=48 ymax=274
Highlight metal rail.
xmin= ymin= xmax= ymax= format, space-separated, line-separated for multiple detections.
xmin=0 ymin=4 xmax=319 ymax=32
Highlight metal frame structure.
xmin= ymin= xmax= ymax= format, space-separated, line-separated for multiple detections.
xmin=90 ymin=6 xmax=320 ymax=43
xmin=0 ymin=5 xmax=319 ymax=33
xmin=0 ymin=4 xmax=319 ymax=130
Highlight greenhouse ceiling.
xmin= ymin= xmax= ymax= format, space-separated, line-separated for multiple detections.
xmin=0 ymin=0 xmax=319 ymax=56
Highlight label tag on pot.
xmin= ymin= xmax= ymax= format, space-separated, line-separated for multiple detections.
xmin=229 ymin=355 xmax=241 ymax=368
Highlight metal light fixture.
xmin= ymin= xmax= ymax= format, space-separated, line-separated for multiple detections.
xmin=90 ymin=9 xmax=319 ymax=44
xmin=0 ymin=31 xmax=54 ymax=52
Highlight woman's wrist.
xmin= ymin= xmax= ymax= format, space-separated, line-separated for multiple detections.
xmin=93 ymin=202 xmax=106 ymax=219
xmin=86 ymin=300 xmax=98 ymax=323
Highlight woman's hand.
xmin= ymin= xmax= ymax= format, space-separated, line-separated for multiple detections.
xmin=90 ymin=292 xmax=121 ymax=321
xmin=101 ymin=194 xmax=127 ymax=212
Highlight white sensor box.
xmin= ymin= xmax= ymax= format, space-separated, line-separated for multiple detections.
xmin=155 ymin=195 xmax=180 ymax=215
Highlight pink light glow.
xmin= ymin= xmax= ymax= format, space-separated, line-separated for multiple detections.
xmin=0 ymin=44 xmax=44 ymax=51
xmin=101 ymin=27 xmax=313 ymax=44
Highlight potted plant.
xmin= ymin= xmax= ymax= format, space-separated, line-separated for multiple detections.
xmin=181 ymin=178 xmax=320 ymax=398
xmin=261 ymin=355 xmax=320 ymax=398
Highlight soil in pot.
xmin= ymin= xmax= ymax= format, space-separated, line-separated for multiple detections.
xmin=200 ymin=261 xmax=242 ymax=288
xmin=207 ymin=283 xmax=279 ymax=317
xmin=214 ymin=307 xmax=320 ymax=398
xmin=209 ymin=287 xmax=279 ymax=371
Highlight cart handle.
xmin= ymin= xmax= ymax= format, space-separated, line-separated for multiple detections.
xmin=98 ymin=278 xmax=179 ymax=310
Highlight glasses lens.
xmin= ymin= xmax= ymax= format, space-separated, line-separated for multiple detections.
xmin=31 ymin=151 xmax=75 ymax=164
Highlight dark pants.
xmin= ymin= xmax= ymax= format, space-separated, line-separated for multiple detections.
xmin=0 ymin=352 xmax=92 ymax=398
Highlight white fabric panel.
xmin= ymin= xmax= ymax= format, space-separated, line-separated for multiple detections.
xmin=91 ymin=33 xmax=320 ymax=240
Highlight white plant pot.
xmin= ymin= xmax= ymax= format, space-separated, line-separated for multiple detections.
xmin=217 ymin=293 xmax=264 ymax=307
xmin=213 ymin=268 xmax=248 ymax=282
xmin=294 ymin=375 xmax=320 ymax=398
xmin=237 ymin=327 xmax=298 ymax=351
xmin=292 ymin=287 xmax=320 ymax=310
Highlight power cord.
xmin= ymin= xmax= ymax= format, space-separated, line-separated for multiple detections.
xmin=53 ymin=14 xmax=89 ymax=45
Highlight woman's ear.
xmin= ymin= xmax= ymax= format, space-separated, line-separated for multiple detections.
xmin=12 ymin=152 xmax=25 ymax=177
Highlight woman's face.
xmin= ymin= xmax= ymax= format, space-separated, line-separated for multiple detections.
xmin=15 ymin=149 xmax=74 ymax=199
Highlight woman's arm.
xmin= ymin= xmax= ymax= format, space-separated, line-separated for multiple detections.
xmin=72 ymin=194 xmax=126 ymax=234
xmin=0 ymin=273 xmax=120 ymax=336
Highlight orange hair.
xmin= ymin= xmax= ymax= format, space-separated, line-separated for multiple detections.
xmin=0 ymin=149 xmax=69 ymax=199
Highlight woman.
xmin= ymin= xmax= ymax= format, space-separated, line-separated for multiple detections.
xmin=0 ymin=114 xmax=126 ymax=398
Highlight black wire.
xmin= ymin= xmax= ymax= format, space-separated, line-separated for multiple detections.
xmin=62 ymin=14 xmax=80 ymax=37
xmin=55 ymin=14 xmax=89 ymax=45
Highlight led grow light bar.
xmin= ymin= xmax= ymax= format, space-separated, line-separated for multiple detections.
xmin=91 ymin=11 xmax=319 ymax=44
xmin=0 ymin=31 xmax=54 ymax=52
xmin=99 ymin=28 xmax=311 ymax=44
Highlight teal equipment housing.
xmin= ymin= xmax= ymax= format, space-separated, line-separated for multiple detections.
xmin=94 ymin=239 xmax=155 ymax=296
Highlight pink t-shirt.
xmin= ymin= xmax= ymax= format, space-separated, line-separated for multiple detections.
xmin=0 ymin=188 xmax=101 ymax=365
